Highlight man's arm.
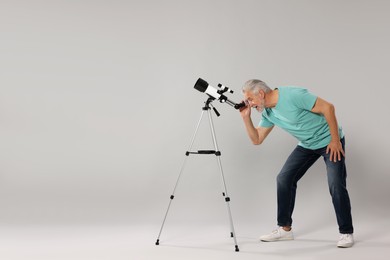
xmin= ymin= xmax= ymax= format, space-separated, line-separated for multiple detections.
xmin=240 ymin=104 xmax=274 ymax=145
xmin=311 ymin=97 xmax=345 ymax=162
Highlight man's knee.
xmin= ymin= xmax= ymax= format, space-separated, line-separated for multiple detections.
xmin=277 ymin=171 xmax=293 ymax=187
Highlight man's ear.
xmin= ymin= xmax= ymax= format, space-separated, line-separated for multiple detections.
xmin=259 ymin=89 xmax=265 ymax=99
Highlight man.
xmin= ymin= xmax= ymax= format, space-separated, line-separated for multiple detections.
xmin=239 ymin=79 xmax=354 ymax=248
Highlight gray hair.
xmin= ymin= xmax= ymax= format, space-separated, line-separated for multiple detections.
xmin=242 ymin=79 xmax=271 ymax=94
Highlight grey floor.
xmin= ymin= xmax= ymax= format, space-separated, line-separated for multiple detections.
xmin=1 ymin=218 xmax=389 ymax=260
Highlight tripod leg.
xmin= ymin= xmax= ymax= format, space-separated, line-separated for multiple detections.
xmin=216 ymin=155 xmax=240 ymax=252
xmin=155 ymin=110 xmax=206 ymax=246
xmin=207 ymin=110 xmax=240 ymax=252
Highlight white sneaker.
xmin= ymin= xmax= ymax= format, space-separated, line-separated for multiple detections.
xmin=259 ymin=227 xmax=294 ymax=242
xmin=337 ymin=233 xmax=354 ymax=248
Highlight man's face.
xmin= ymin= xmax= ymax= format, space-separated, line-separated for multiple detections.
xmin=244 ymin=91 xmax=265 ymax=113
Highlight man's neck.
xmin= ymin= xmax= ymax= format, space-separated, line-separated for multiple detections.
xmin=264 ymin=89 xmax=279 ymax=108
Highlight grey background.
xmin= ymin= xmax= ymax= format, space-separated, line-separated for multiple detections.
xmin=1 ymin=0 xmax=390 ymax=259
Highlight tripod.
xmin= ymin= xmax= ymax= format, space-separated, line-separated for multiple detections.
xmin=155 ymin=97 xmax=239 ymax=252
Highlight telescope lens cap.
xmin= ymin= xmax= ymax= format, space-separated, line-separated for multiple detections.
xmin=194 ymin=78 xmax=208 ymax=93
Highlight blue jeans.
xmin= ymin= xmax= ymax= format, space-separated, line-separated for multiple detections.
xmin=276 ymin=138 xmax=354 ymax=234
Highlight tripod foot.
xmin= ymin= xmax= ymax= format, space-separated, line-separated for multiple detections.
xmin=235 ymin=245 xmax=240 ymax=252
xmin=155 ymin=239 xmax=160 ymax=245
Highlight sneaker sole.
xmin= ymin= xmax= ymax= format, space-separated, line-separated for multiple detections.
xmin=260 ymin=237 xmax=294 ymax=242
xmin=337 ymin=243 xmax=353 ymax=248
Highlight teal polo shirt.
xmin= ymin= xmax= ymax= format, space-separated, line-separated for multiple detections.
xmin=259 ymin=87 xmax=344 ymax=150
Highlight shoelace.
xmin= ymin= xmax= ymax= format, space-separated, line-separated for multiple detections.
xmin=340 ymin=234 xmax=351 ymax=240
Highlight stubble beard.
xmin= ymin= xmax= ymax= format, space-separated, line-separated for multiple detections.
xmin=255 ymin=99 xmax=265 ymax=113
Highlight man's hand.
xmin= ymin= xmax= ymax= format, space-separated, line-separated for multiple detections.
xmin=239 ymin=101 xmax=251 ymax=118
xmin=312 ymin=97 xmax=344 ymax=162
xmin=326 ymin=139 xmax=345 ymax=162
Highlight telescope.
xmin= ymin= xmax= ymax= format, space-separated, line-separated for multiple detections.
xmin=194 ymin=78 xmax=245 ymax=109
xmin=156 ymin=77 xmax=242 ymax=252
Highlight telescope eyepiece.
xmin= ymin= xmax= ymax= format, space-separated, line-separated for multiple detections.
xmin=234 ymin=102 xmax=246 ymax=110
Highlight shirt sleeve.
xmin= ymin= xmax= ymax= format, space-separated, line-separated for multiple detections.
xmin=291 ymin=88 xmax=317 ymax=111
xmin=258 ymin=113 xmax=274 ymax=128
